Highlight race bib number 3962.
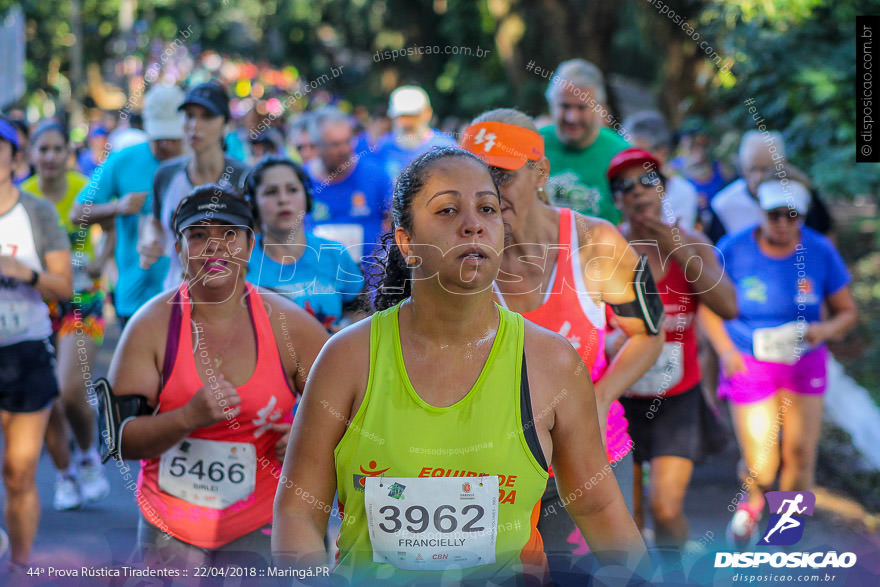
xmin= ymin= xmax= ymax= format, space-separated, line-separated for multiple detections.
xmin=365 ymin=476 xmax=499 ymax=571
xmin=158 ymin=437 xmax=256 ymax=509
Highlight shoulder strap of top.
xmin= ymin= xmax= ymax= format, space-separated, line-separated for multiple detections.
xmin=246 ymin=283 xmax=297 ymax=396
xmin=567 ymin=209 xmax=606 ymax=328
xmin=558 ymin=207 xmax=572 ymax=249
xmin=243 ymin=282 xmax=265 ymax=365
xmin=161 ymin=285 xmax=186 ymax=389
xmin=520 ymin=350 xmax=548 ymax=471
xmin=492 ymin=281 xmax=509 ymax=309
xmin=372 ymin=301 xmax=401 ymax=349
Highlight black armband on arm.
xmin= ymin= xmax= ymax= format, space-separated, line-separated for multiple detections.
xmin=95 ymin=378 xmax=153 ymax=463
xmin=608 ymin=254 xmax=665 ymax=335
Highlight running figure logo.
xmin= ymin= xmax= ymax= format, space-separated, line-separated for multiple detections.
xmin=761 ymin=491 xmax=815 ymax=546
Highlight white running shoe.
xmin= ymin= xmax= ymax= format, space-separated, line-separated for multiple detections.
xmin=726 ymin=505 xmax=762 ymax=549
xmin=53 ymin=474 xmax=82 ymax=511
xmin=77 ymin=459 xmax=110 ymax=503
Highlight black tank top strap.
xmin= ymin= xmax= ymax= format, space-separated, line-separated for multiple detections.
xmin=520 ymin=351 xmax=548 ymax=471
xmin=160 ymin=288 xmax=184 ymax=391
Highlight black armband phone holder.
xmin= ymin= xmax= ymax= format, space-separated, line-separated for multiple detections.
xmin=95 ymin=377 xmax=152 ymax=463
xmin=608 ymin=254 xmax=665 ymax=335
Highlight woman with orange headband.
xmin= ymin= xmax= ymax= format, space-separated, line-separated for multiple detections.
xmin=461 ymin=109 xmax=664 ymax=581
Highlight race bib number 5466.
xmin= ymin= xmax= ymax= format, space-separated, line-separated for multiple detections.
xmin=158 ymin=437 xmax=256 ymax=509
xmin=365 ymin=476 xmax=499 ymax=571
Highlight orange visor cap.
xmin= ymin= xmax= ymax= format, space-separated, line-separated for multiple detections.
xmin=460 ymin=121 xmax=545 ymax=170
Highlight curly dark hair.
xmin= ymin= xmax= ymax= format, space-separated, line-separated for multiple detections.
xmin=368 ymin=146 xmax=498 ymax=311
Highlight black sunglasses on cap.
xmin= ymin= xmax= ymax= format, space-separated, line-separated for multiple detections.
xmin=611 ymin=173 xmax=662 ymax=196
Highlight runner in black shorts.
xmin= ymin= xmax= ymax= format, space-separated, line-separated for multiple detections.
xmin=607 ymin=148 xmax=736 ymax=565
xmin=23 ymin=121 xmax=111 ymax=511
xmin=0 ymin=116 xmax=73 ymax=574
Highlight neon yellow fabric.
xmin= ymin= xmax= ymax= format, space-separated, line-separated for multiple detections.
xmin=23 ymin=171 xmax=95 ymax=261
xmin=333 ymin=302 xmax=549 ymax=585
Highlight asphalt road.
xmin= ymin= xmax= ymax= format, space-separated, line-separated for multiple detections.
xmin=2 ymin=320 xmax=879 ymax=586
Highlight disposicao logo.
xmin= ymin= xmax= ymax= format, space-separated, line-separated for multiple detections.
xmin=715 ymin=491 xmax=858 ymax=570
xmin=761 ymin=491 xmax=813 ymax=546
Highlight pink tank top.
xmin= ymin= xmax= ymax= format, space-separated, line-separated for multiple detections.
xmin=137 ymin=283 xmax=296 ymax=548
xmin=495 ymin=208 xmax=631 ymax=464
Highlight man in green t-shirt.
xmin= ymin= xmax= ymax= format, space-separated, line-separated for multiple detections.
xmin=540 ymin=58 xmax=629 ymax=224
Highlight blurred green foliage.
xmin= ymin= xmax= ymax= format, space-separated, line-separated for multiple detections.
xmin=1 ymin=0 xmax=877 ymax=198
xmin=839 ymin=234 xmax=880 ymax=404
xmin=705 ymin=0 xmax=880 ymax=199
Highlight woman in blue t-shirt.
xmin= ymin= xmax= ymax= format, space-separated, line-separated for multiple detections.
xmin=701 ymin=178 xmax=857 ymax=549
xmin=243 ymin=156 xmax=365 ymax=332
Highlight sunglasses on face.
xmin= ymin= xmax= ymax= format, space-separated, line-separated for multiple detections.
xmin=766 ymin=208 xmax=800 ymax=223
xmin=611 ymin=173 xmax=661 ymax=196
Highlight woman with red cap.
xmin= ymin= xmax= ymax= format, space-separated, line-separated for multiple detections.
xmin=460 ymin=109 xmax=664 ymax=580
xmin=607 ymin=147 xmax=737 ymax=562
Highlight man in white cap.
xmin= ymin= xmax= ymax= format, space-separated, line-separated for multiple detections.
xmin=71 ymin=84 xmax=184 ymax=329
xmin=711 ymin=130 xmax=786 ymax=237
xmin=373 ymin=84 xmax=455 ymax=180
xmin=710 ymin=130 xmax=832 ymax=240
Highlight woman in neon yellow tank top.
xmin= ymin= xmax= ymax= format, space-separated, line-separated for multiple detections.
xmin=273 ymin=147 xmax=647 ymax=585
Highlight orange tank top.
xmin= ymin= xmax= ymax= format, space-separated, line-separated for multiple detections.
xmin=137 ymin=282 xmax=296 ymax=548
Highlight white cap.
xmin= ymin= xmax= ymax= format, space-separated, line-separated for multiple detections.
xmin=109 ymin=128 xmax=148 ymax=152
xmin=143 ymin=85 xmax=185 ymax=140
xmin=388 ymin=85 xmax=430 ymax=118
xmin=758 ymin=180 xmax=810 ymax=215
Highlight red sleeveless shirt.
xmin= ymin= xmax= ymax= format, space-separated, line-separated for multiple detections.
xmin=622 ymin=256 xmax=700 ymax=398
